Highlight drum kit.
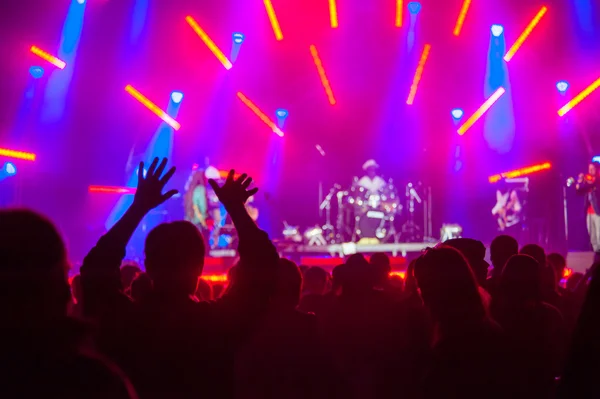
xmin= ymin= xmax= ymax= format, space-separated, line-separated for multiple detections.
xmin=314 ymin=177 xmax=428 ymax=245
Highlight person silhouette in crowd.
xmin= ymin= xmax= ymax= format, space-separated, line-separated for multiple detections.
xmin=129 ymin=272 xmax=152 ymax=303
xmin=547 ymin=252 xmax=567 ymax=290
xmin=319 ymin=254 xmax=421 ymax=398
xmin=414 ymin=245 xmax=516 ymax=398
xmin=444 ymin=238 xmax=492 ymax=308
xmin=235 ymin=258 xmax=333 ymax=398
xmin=81 ymin=158 xmax=278 ymax=399
xmin=0 ymin=210 xmax=137 ymax=398
xmin=491 ymin=254 xmax=567 ymax=397
xmin=298 ymin=266 xmax=330 ymax=315
xmin=487 ymin=234 xmax=519 ymax=298
xmin=521 ymin=244 xmax=563 ymax=310
xmin=559 ymin=262 xmax=600 ymax=398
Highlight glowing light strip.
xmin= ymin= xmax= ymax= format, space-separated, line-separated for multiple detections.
xmin=309 ymin=44 xmax=336 ymax=105
xmin=457 ymin=87 xmax=505 ymax=135
xmin=558 ymin=77 xmax=600 ymax=117
xmin=185 ymin=16 xmax=232 ymax=70
xmin=89 ymin=186 xmax=137 ymax=194
xmin=30 ymin=46 xmax=66 ymax=69
xmin=0 ymin=148 xmax=36 ymax=161
xmin=406 ymin=44 xmax=431 ymax=105
xmin=395 ymin=0 xmax=403 ymax=27
xmin=264 ymin=0 xmax=284 ymax=40
xmin=236 ymin=92 xmax=284 ymax=137
xmin=453 ymin=0 xmax=472 ymax=36
xmin=201 ymin=271 xmax=406 ymax=283
xmin=329 ymin=0 xmax=339 ymax=28
xmin=125 ymin=85 xmax=181 ymax=131
xmin=488 ymin=162 xmax=552 ymax=183
xmin=504 ymin=6 xmax=548 ymax=62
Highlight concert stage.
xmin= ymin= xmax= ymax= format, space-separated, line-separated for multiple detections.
xmin=276 ymin=241 xmax=435 ymax=258
xmin=202 ymin=241 xmax=434 ymax=277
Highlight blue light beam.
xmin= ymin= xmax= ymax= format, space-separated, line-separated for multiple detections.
xmin=483 ymin=25 xmax=515 ymax=154
xmin=40 ymin=0 xmax=87 ymax=123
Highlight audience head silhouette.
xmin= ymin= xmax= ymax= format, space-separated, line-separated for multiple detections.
xmin=0 ymin=209 xmax=70 ymax=323
xmin=145 ymin=221 xmax=205 ymax=296
xmin=303 ymin=266 xmax=329 ymax=295
xmin=520 ymin=244 xmax=546 ymax=268
xmin=490 ymin=235 xmax=519 ymax=272
xmin=275 ymin=259 xmax=302 ymax=308
xmin=444 ymin=238 xmax=488 ymax=286
xmin=499 ymin=254 xmax=541 ymax=303
xmin=414 ymin=245 xmax=485 ymax=325
xmin=343 ymin=254 xmax=374 ymax=294
xmin=370 ymin=252 xmax=392 ymax=287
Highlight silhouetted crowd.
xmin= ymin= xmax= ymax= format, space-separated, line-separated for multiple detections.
xmin=1 ymin=158 xmax=599 ymax=398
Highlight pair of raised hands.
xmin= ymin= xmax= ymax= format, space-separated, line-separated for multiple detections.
xmin=132 ymin=157 xmax=258 ymax=214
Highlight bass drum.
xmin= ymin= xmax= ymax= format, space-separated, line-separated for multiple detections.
xmin=380 ymin=181 xmax=401 ymax=215
xmin=355 ymin=209 xmax=388 ymax=241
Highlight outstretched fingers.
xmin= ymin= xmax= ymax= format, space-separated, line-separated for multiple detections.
xmin=138 ymin=162 xmax=145 ymax=181
xmin=154 ymin=158 xmax=168 ymax=179
xmin=159 ymin=166 xmax=177 ymax=186
xmin=241 ymin=176 xmax=253 ymax=190
xmin=147 ymin=157 xmax=160 ymax=177
xmin=161 ymin=189 xmax=179 ymax=202
xmin=227 ymin=169 xmax=235 ymax=183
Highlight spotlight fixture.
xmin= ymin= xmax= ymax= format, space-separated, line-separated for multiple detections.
xmin=556 ymin=80 xmax=569 ymax=93
xmin=232 ymin=32 xmax=245 ymax=44
xmin=275 ymin=108 xmax=289 ymax=129
xmin=4 ymin=162 xmax=16 ymax=176
xmin=29 ymin=66 xmax=44 ymax=79
xmin=170 ymin=91 xmax=184 ymax=104
xmin=491 ymin=24 xmax=504 ymax=37
xmin=451 ymin=108 xmax=464 ymax=120
xmin=407 ymin=1 xmax=421 ymax=15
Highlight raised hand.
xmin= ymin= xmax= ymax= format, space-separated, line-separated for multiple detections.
xmin=132 ymin=157 xmax=178 ymax=214
xmin=208 ymin=170 xmax=258 ymax=209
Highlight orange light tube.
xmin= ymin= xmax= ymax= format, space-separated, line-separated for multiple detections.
xmin=453 ymin=0 xmax=472 ymax=36
xmin=185 ymin=16 xmax=232 ymax=70
xmin=263 ymin=0 xmax=284 ymax=41
xmin=457 ymin=87 xmax=505 ymax=135
xmin=89 ymin=186 xmax=137 ymax=194
xmin=309 ymin=44 xmax=336 ymax=105
xmin=504 ymin=6 xmax=548 ymax=62
xmin=125 ymin=85 xmax=181 ymax=131
xmin=406 ymin=44 xmax=431 ymax=105
xmin=558 ymin=77 xmax=600 ymax=117
xmin=395 ymin=0 xmax=403 ymax=27
xmin=201 ymin=271 xmax=405 ymax=283
xmin=0 ymin=148 xmax=36 ymax=161
xmin=329 ymin=0 xmax=339 ymax=28
xmin=30 ymin=46 xmax=66 ymax=69
xmin=236 ymin=92 xmax=284 ymax=137
xmin=488 ymin=162 xmax=552 ymax=183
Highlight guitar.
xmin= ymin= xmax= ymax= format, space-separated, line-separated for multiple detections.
xmin=492 ymin=190 xmax=522 ymax=231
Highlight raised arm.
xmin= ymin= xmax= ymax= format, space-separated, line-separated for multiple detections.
xmin=81 ymin=158 xmax=178 ymax=317
xmin=208 ymin=171 xmax=278 ymax=304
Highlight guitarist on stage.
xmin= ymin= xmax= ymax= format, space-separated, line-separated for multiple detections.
xmin=491 ymin=180 xmax=523 ymax=232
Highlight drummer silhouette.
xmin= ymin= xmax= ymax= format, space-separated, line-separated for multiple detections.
xmin=357 ymin=159 xmax=386 ymax=194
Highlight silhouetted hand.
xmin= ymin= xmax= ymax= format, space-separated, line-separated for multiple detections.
xmin=209 ymin=170 xmax=258 ymax=209
xmin=132 ymin=157 xmax=178 ymax=214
